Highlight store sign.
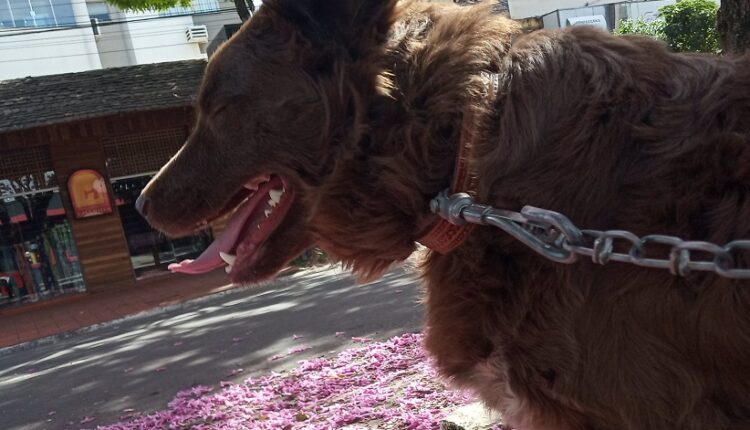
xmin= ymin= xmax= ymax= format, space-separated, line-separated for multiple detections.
xmin=567 ymin=15 xmax=608 ymax=30
xmin=68 ymin=169 xmax=113 ymax=219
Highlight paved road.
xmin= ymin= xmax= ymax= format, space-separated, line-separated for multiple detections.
xmin=0 ymin=266 xmax=425 ymax=430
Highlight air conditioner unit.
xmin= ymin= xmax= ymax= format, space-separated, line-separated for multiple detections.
xmin=186 ymin=25 xmax=209 ymax=43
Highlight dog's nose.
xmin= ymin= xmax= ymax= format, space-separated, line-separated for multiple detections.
xmin=135 ymin=194 xmax=150 ymax=218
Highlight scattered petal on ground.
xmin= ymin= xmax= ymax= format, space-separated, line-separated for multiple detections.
xmin=335 ymin=331 xmax=346 ymax=337
xmin=89 ymin=333 xmax=501 ymax=430
xmin=172 ymin=341 xmax=183 ymax=347
xmin=47 ymin=411 xmax=56 ymax=416
xmin=123 ymin=368 xmax=134 ymax=373
xmin=226 ymin=368 xmax=244 ymax=377
xmin=155 ymin=367 xmax=166 ymax=372
xmin=351 ymin=337 xmax=372 ymax=343
xmin=293 ymin=334 xmax=304 ymax=340
xmin=80 ymin=416 xmax=95 ymax=424
xmin=288 ymin=345 xmax=311 ymax=355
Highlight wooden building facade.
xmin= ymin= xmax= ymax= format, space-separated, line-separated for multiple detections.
xmin=0 ymin=60 xmax=214 ymax=309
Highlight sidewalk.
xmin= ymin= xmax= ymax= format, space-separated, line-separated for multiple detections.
xmin=0 ymin=266 xmax=429 ymax=430
xmin=0 ymin=270 xmax=240 ymax=349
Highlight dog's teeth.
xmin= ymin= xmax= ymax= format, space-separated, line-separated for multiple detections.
xmin=264 ymin=209 xmax=272 ymax=218
xmin=225 ymin=265 xmax=232 ymax=274
xmin=219 ymin=252 xmax=236 ymax=266
xmin=268 ymin=198 xmax=277 ymax=208
xmin=269 ymin=189 xmax=283 ymax=204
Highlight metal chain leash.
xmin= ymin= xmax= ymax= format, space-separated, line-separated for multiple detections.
xmin=429 ymin=190 xmax=750 ymax=279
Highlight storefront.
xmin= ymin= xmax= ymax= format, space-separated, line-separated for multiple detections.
xmin=112 ymin=174 xmax=211 ymax=279
xmin=0 ymin=59 xmax=213 ymax=309
xmin=0 ymin=160 xmax=86 ymax=306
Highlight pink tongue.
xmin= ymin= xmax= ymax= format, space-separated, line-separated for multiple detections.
xmin=168 ymin=190 xmax=265 ymax=275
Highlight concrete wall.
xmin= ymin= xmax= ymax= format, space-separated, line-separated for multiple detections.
xmin=542 ymin=5 xmax=611 ymax=29
xmin=123 ymin=14 xmax=206 ymax=64
xmin=2 ymin=4 xmax=213 ymax=79
xmin=0 ymin=27 xmax=102 ymax=80
xmin=510 ymin=0 xmax=720 ymax=19
xmin=613 ymin=0 xmax=676 ymax=25
xmin=510 ymin=0 xmax=622 ymax=19
xmin=96 ymin=12 xmax=137 ymax=69
xmin=0 ymin=0 xmax=102 ymax=80
xmin=192 ymin=1 xmax=241 ymax=45
xmin=95 ymin=11 xmax=207 ymax=68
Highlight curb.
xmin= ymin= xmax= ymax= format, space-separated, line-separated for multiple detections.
xmin=0 ymin=265 xmax=338 ymax=357
xmin=439 ymin=402 xmax=505 ymax=430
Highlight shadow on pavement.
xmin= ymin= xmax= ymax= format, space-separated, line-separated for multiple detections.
xmin=0 ymin=265 xmax=425 ymax=430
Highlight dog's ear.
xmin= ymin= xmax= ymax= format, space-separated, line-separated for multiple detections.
xmin=264 ymin=0 xmax=400 ymax=58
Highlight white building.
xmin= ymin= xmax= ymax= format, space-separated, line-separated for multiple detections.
xmin=0 ymin=0 xmax=243 ymax=80
xmin=540 ymin=0 xmax=677 ymax=31
xmin=509 ymin=0 xmax=720 ymax=19
xmin=508 ymin=0 xmax=623 ymax=19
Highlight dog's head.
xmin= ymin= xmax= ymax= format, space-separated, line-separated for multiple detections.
xmin=137 ymin=0 xmax=438 ymax=283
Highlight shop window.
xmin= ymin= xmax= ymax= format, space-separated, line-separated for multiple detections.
xmin=112 ymin=175 xmax=211 ymax=279
xmin=1 ymin=147 xmax=86 ymax=307
xmin=0 ymin=189 xmax=85 ymax=307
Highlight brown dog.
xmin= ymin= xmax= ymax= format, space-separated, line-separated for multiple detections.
xmin=136 ymin=1 xmax=750 ymax=429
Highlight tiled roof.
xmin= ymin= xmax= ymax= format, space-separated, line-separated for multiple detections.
xmin=0 ymin=59 xmax=207 ymax=133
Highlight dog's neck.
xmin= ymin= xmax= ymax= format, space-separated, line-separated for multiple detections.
xmin=366 ymin=8 xmax=516 ymax=241
xmin=310 ymin=7 xmax=518 ymax=276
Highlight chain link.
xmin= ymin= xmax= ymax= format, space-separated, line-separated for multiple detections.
xmin=429 ymin=190 xmax=750 ymax=279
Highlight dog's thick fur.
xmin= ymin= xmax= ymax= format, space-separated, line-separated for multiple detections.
xmin=140 ymin=1 xmax=750 ymax=428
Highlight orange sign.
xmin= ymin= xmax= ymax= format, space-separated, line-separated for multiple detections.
xmin=68 ymin=169 xmax=113 ymax=219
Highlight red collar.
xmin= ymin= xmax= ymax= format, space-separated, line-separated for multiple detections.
xmin=417 ymin=110 xmax=478 ymax=254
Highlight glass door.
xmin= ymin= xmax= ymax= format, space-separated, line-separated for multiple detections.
xmin=111 ymin=175 xmax=212 ymax=279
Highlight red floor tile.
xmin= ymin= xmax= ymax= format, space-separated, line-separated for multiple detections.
xmin=0 ymin=271 xmax=234 ymax=349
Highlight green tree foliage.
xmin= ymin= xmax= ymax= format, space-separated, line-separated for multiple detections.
xmin=660 ymin=0 xmax=720 ymax=53
xmin=106 ymin=0 xmax=254 ymax=21
xmin=614 ymin=17 xmax=665 ymax=39
xmin=615 ymin=0 xmax=720 ymax=54
xmin=105 ymin=0 xmax=190 ymax=12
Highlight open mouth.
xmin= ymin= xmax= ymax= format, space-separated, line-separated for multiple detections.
xmin=168 ymin=174 xmax=294 ymax=277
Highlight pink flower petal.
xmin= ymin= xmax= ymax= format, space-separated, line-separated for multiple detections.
xmin=287 ymin=345 xmax=311 ymax=355
xmin=89 ymin=333 xmax=486 ymax=430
